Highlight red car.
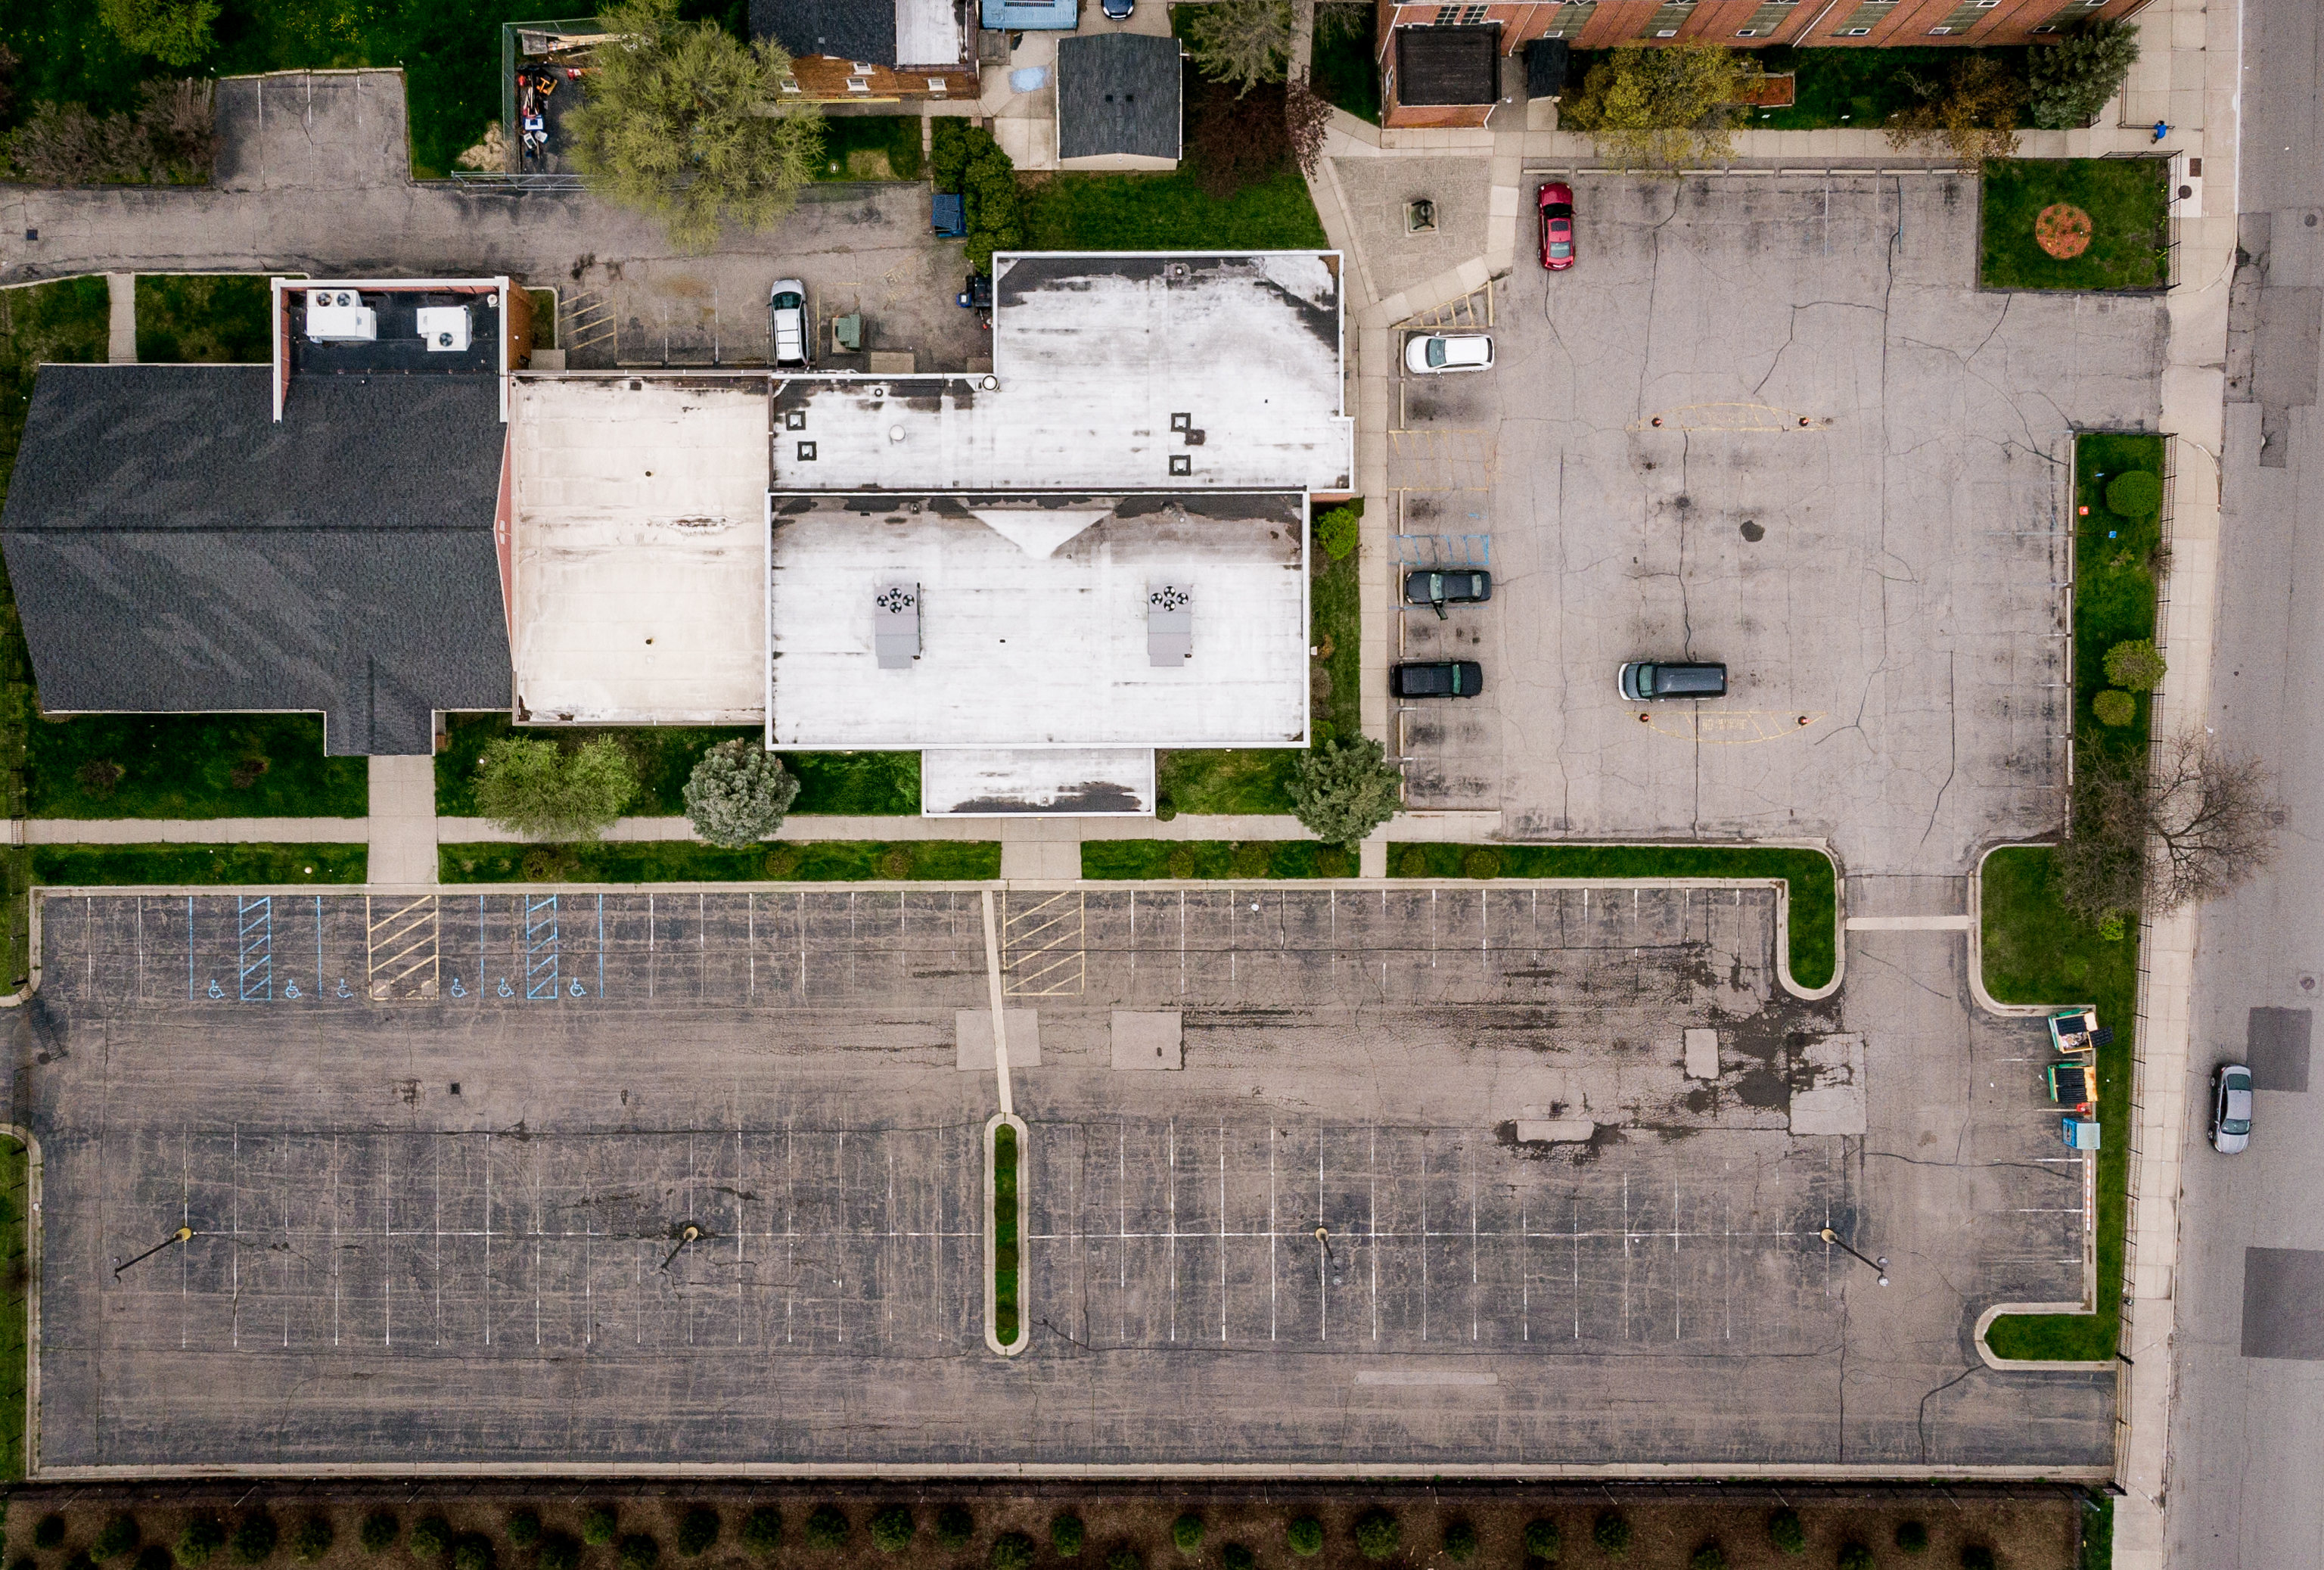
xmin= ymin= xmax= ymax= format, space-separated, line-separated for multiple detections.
xmin=1539 ymin=181 xmax=1575 ymax=271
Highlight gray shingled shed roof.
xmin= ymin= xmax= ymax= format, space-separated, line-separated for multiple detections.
xmin=751 ymin=0 xmax=895 ymax=64
xmin=1057 ymin=32 xmax=1182 ymax=162
xmin=0 ymin=365 xmax=511 ymax=757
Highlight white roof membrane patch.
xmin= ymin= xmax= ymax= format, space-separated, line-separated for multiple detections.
xmin=921 ymin=748 xmax=1156 ymax=815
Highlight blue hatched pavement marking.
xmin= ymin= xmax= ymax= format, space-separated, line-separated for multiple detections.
xmin=238 ymin=895 xmax=272 ymax=1002
xmin=524 ymin=894 xmax=560 ymax=1000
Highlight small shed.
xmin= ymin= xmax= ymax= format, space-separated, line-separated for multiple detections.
xmin=1055 ymin=31 xmax=1182 ymax=169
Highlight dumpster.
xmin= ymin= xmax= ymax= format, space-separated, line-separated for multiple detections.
xmin=933 ymin=192 xmax=967 ymax=238
xmin=2060 ymin=1117 xmax=2101 ymax=1150
xmin=2047 ymin=1007 xmax=2110 ymax=1055
xmin=2046 ymin=1062 xmax=2098 ymax=1105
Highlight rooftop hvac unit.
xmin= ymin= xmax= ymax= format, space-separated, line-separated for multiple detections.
xmin=304 ymin=289 xmax=376 ymax=343
xmin=415 ymin=305 xmax=472 ymax=353
xmin=874 ymin=583 xmax=921 ymax=669
xmin=1147 ymin=583 xmax=1192 ymax=667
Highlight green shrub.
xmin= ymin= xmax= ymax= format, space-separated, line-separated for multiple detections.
xmin=1959 ymin=1551 xmax=1995 ymax=1570
xmin=1353 ymin=1512 xmax=1398 ymax=1562
xmin=675 ymin=1510 xmax=719 ymax=1559
xmin=993 ymin=1534 xmax=1037 ymax=1570
xmin=617 ymin=1538 xmax=660 ymax=1570
xmin=1442 ymin=1522 xmax=1476 ymax=1562
xmin=505 ymin=1512 xmax=542 ymax=1551
xmin=1291 ymin=735 xmax=1403 ymax=848
xmin=1769 ymin=1510 xmax=1807 ymax=1556
xmin=804 ymin=1509 xmax=849 ymax=1552
xmin=94 ymin=1518 xmax=141 ymax=1563
xmin=37 ymin=1522 xmax=69 ymax=1553
xmin=453 ymin=1537 xmax=494 ymax=1570
xmin=290 ymin=1522 xmax=333 ymax=1565
xmin=179 ymin=1523 xmax=228 ymax=1567
xmin=684 ymin=740 xmax=800 ymax=847
xmin=135 ymin=1547 xmax=172 ymax=1570
xmin=1895 ymin=1522 xmax=1928 ymax=1556
xmin=1690 ymin=1547 xmax=1727 ymax=1570
xmin=581 ymin=1512 xmax=619 ymax=1550
xmin=1221 ymin=1548 xmax=1254 ymax=1570
xmin=2104 ymin=639 xmax=2166 ymax=692
xmin=936 ymin=1508 xmax=975 ymax=1553
xmin=1315 ymin=506 xmax=1359 ymax=560
xmin=359 ymin=1515 xmax=399 ymax=1556
xmin=412 ymin=1520 xmax=456 ymax=1562
xmin=931 ymin=120 xmax=1025 ymax=273
xmin=2105 ymin=468 xmax=2161 ymax=517
xmin=474 ymin=734 xmax=636 ymax=840
xmin=1285 ymin=1519 xmax=1322 ymax=1559
xmin=98 ymin=0 xmax=219 ymax=67
xmin=1172 ymin=1517 xmax=1204 ymax=1556
xmin=1522 ymin=1520 xmax=1560 ymax=1559
xmin=1462 ymin=847 xmax=1500 ymax=880
xmin=231 ymin=1518 xmax=278 ymax=1567
xmin=867 ymin=1508 xmax=912 ymax=1555
xmin=1837 ymin=1546 xmax=1873 ymax=1570
xmin=1591 ymin=1513 xmax=1630 ymax=1560
xmin=2093 ymin=688 xmax=2137 ymax=726
xmin=1107 ymin=1550 xmax=1141 ymax=1570
xmin=539 ymin=1538 xmax=582 ymax=1570
xmin=741 ymin=1512 xmax=781 ymax=1559
xmin=1051 ymin=1516 xmax=1085 ymax=1559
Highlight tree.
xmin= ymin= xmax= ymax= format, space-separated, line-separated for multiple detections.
xmin=3 ymin=79 xmax=218 ymax=186
xmin=1184 ymin=0 xmax=1297 ymax=96
xmin=473 ymin=735 xmax=637 ymax=841
xmin=564 ymin=0 xmax=823 ymax=250
xmin=93 ymin=1518 xmax=141 ymax=1563
xmin=931 ymin=120 xmax=1023 ymax=275
xmin=1559 ymin=46 xmax=1757 ymax=173
xmin=1291 ymin=736 xmax=1403 ymax=848
xmin=1885 ymin=54 xmax=2023 ymax=160
xmin=1285 ymin=76 xmax=1331 ymax=176
xmin=2029 ymin=19 xmax=2141 ymax=129
xmin=2055 ymin=732 xmax=2280 ymax=921
xmin=675 ymin=1510 xmax=719 ymax=1559
xmin=870 ymin=1509 xmax=915 ymax=1555
xmin=683 ymin=743 xmax=797 ymax=846
xmin=1352 ymin=1512 xmax=1398 ymax=1562
xmin=98 ymin=0 xmax=218 ymax=67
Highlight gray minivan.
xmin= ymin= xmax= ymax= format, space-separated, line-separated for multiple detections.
xmin=1620 ymin=661 xmax=1727 ymax=701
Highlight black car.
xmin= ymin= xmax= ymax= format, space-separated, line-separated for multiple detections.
xmin=1403 ymin=568 xmax=1493 ymax=619
xmin=1393 ymin=660 xmax=1484 ymax=698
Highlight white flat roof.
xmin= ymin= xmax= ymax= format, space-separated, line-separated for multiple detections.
xmin=510 ymin=376 xmax=769 ymax=724
xmin=773 ymin=253 xmax=1352 ymax=493
xmin=769 ymin=492 xmax=1308 ymax=749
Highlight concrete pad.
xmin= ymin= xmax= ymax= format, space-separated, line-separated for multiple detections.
xmin=2247 ymin=1006 xmax=2312 ymax=1091
xmin=1684 ymin=1027 xmax=1719 ymax=1081
xmin=1789 ymin=1032 xmax=1866 ymax=1136
xmin=955 ymin=1008 xmax=1043 ymax=1069
xmin=1513 ymin=1118 xmax=1593 ymax=1143
xmin=1109 ymin=1009 xmax=1182 ymax=1069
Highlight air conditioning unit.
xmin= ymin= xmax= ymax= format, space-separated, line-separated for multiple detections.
xmin=1147 ymin=583 xmax=1192 ymax=667
xmin=416 ymin=305 xmax=472 ymax=353
xmin=305 ymin=289 xmax=375 ymax=342
xmin=874 ymin=583 xmax=921 ymax=668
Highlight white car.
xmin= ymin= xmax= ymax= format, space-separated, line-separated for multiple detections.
xmin=1405 ymin=332 xmax=1493 ymax=375
xmin=770 ymin=278 xmax=809 ymax=365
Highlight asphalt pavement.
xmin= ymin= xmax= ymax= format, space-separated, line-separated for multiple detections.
xmin=2164 ymin=0 xmax=2324 ymax=1561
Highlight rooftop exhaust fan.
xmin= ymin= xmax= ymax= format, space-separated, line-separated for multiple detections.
xmin=875 ymin=582 xmax=921 ymax=669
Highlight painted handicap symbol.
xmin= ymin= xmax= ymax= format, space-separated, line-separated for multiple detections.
xmin=449 ymin=976 xmax=466 ymax=998
xmin=570 ymin=978 xmax=586 ymax=998
xmin=335 ymin=978 xmax=353 ymax=999
xmin=283 ymin=981 xmax=301 ymax=1000
xmin=207 ymin=979 xmax=224 ymax=1000
xmin=497 ymin=978 xmax=514 ymax=998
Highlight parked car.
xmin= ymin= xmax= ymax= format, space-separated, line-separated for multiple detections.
xmin=1619 ymin=661 xmax=1728 ymax=701
xmin=1100 ymin=0 xmax=1135 ymax=16
xmin=1405 ymin=333 xmax=1494 ymax=375
xmin=770 ymin=278 xmax=809 ymax=365
xmin=1393 ymin=660 xmax=1484 ymax=698
xmin=1403 ymin=568 xmax=1491 ymax=618
xmin=1539 ymin=181 xmax=1576 ymax=271
xmin=2211 ymin=1062 xmax=2254 ymax=1153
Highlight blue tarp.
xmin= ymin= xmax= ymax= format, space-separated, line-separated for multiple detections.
xmin=981 ymin=0 xmax=1078 ymax=29
xmin=932 ymin=192 xmax=967 ymax=238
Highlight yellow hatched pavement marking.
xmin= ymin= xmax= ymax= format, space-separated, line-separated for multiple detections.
xmin=1000 ymin=889 xmax=1086 ymax=998
xmin=1639 ymin=709 xmax=1829 ymax=745
xmin=1398 ymin=282 xmax=1496 ymax=331
xmin=366 ymin=894 xmax=440 ymax=1001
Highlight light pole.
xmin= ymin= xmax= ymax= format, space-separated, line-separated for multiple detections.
xmin=115 ymin=1226 xmax=194 ymax=1278
xmin=660 ymin=1223 xmax=702 ymax=1273
xmin=1819 ymin=1226 xmax=1890 ymax=1287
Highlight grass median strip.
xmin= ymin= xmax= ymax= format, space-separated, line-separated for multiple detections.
xmin=31 ymin=844 xmax=366 ymax=884
xmin=991 ymin=1120 xmax=1023 ymax=1351
xmin=1389 ymin=843 xmax=1838 ymax=993
xmin=0 ymin=1131 xmax=27 ymax=1481
xmin=1083 ymin=841 xmax=1350 ymax=880
xmin=441 ymin=841 xmax=1000 ymax=884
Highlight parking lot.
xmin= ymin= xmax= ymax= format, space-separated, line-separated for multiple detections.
xmin=1389 ymin=173 xmax=2167 ymax=875
xmin=20 ymin=888 xmax=2107 ymax=1474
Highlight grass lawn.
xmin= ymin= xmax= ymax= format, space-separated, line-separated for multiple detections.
xmin=1981 ymin=158 xmax=2171 ymax=291
xmin=436 ymin=717 xmax=921 ymax=817
xmin=1022 ymin=168 xmax=1325 ymax=252
xmin=30 ymin=844 xmax=368 ymax=884
xmin=0 ymin=1133 xmax=26 ymax=1482
xmin=1390 ymin=842 xmax=1838 ymax=992
xmin=1154 ymin=749 xmax=1300 ymax=816
xmin=529 ymin=288 xmax=557 ymax=350
xmin=992 ymin=1121 xmax=1021 ymax=1347
xmin=1083 ymin=840 xmax=1356 ymax=880
xmin=134 ymin=275 xmax=272 ymax=363
xmin=1310 ymin=13 xmax=1381 ymax=125
xmin=1980 ymin=431 xmax=2161 ymax=1362
xmin=812 ymin=115 xmax=924 ymax=182
xmin=441 ymin=840 xmax=1000 ymax=883
xmin=1745 ymin=45 xmax=2034 ymax=130
xmin=28 ymin=713 xmax=368 ymax=817
xmin=2 ymin=280 xmax=111 ymax=517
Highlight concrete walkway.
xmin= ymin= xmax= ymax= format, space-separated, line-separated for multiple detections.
xmin=104 ymin=273 xmax=134 ymax=362
xmin=365 ymin=756 xmax=438 ymax=886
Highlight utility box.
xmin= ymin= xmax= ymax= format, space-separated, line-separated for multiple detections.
xmin=874 ymin=582 xmax=921 ymax=669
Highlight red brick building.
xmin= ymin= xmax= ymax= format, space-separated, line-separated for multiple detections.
xmin=1377 ymin=0 xmax=2158 ymax=126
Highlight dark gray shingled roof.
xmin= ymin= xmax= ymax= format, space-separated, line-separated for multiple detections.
xmin=1395 ymin=24 xmax=1499 ymax=106
xmin=751 ymin=0 xmax=896 ymax=64
xmin=1056 ymin=32 xmax=1182 ymax=162
xmin=0 ymin=365 xmax=511 ymax=757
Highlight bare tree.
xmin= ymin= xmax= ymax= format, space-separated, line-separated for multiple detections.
xmin=1285 ymin=75 xmax=1331 ymax=176
xmin=2055 ymin=732 xmax=2280 ymax=922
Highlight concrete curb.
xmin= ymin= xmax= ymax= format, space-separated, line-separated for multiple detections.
xmin=2 ymin=1123 xmax=45 ymax=1478
xmin=983 ymin=1111 xmax=1029 ymax=1359
xmin=19 ymin=1461 xmax=2117 ymax=1482
xmin=1972 ymin=1302 xmax=2111 ymax=1376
